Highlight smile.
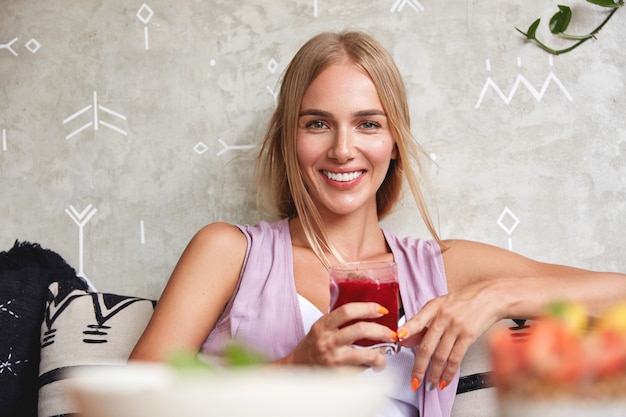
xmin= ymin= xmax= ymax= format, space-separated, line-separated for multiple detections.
xmin=322 ymin=170 xmax=364 ymax=182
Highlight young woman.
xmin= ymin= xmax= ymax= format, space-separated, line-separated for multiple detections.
xmin=130 ymin=31 xmax=625 ymax=417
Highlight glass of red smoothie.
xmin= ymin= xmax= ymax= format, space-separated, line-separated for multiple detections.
xmin=329 ymin=261 xmax=399 ymax=354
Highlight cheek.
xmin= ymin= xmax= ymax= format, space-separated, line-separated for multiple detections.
xmin=295 ymin=137 xmax=320 ymax=169
xmin=369 ymin=138 xmax=397 ymax=163
xmin=295 ymin=140 xmax=318 ymax=188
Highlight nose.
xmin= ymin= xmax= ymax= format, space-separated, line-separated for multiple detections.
xmin=328 ymin=126 xmax=355 ymax=163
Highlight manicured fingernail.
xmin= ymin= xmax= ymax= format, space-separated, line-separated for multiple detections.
xmin=439 ymin=380 xmax=448 ymax=390
xmin=425 ymin=381 xmax=434 ymax=391
xmin=377 ymin=306 xmax=389 ymax=315
xmin=397 ymin=328 xmax=408 ymax=339
xmin=391 ymin=331 xmax=398 ymax=340
xmin=411 ymin=377 xmax=420 ymax=392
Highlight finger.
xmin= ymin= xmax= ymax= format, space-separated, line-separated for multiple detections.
xmin=422 ymin=327 xmax=457 ymax=390
xmin=396 ymin=297 xmax=445 ymax=344
xmin=302 ymin=321 xmax=388 ymax=370
xmin=346 ymin=346 xmax=388 ymax=372
xmin=438 ymin=337 xmax=473 ymax=389
xmin=335 ymin=320 xmax=398 ymax=348
xmin=326 ymin=302 xmax=390 ymax=329
xmin=398 ymin=327 xmax=427 ymax=347
xmin=313 ymin=337 xmax=388 ymax=371
xmin=408 ymin=318 xmax=447 ymax=389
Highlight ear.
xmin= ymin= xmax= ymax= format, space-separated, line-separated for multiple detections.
xmin=391 ymin=143 xmax=398 ymax=160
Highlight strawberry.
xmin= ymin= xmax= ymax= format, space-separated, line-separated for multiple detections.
xmin=523 ymin=318 xmax=586 ymax=383
xmin=489 ymin=326 xmax=524 ymax=386
xmin=588 ymin=329 xmax=626 ymax=378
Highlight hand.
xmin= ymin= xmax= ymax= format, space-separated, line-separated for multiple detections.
xmin=286 ymin=302 xmax=398 ymax=371
xmin=398 ymin=282 xmax=500 ymax=391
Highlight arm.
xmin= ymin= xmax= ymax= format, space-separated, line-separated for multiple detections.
xmin=129 ymin=222 xmax=247 ymax=362
xmin=443 ymin=239 xmax=625 ymax=317
xmin=130 ymin=221 xmax=397 ymax=369
xmin=399 ymin=239 xmax=626 ymax=392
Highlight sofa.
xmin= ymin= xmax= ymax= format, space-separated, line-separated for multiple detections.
xmin=0 ymin=240 xmax=522 ymax=417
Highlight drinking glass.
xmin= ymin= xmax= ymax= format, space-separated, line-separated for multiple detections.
xmin=329 ymin=261 xmax=399 ymax=354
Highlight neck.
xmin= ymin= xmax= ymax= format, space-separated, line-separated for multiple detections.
xmin=289 ymin=208 xmax=391 ymax=265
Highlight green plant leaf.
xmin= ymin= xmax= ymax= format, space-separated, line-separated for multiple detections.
xmin=168 ymin=350 xmax=214 ymax=372
xmin=549 ymin=5 xmax=572 ymax=33
xmin=223 ymin=343 xmax=266 ymax=367
xmin=526 ymin=18 xmax=541 ymax=39
xmin=515 ymin=0 xmax=622 ymax=55
xmin=586 ymin=0 xmax=620 ymax=8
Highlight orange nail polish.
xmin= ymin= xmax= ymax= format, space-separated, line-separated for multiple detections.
xmin=391 ymin=331 xmax=398 ymax=340
xmin=397 ymin=328 xmax=409 ymax=339
xmin=439 ymin=380 xmax=447 ymax=390
xmin=411 ymin=377 xmax=420 ymax=392
xmin=377 ymin=306 xmax=389 ymax=315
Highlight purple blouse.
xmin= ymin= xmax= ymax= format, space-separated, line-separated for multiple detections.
xmin=202 ymin=219 xmax=459 ymax=417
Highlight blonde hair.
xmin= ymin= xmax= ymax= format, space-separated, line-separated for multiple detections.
xmin=256 ymin=31 xmax=441 ymax=268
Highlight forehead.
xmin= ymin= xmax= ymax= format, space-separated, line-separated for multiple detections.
xmin=300 ymin=62 xmax=383 ymax=111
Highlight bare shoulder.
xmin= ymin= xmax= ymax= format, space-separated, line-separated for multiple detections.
xmin=189 ymin=222 xmax=247 ymax=254
xmin=192 ymin=221 xmax=247 ymax=249
xmin=129 ymin=223 xmax=247 ymax=361
xmin=174 ymin=221 xmax=248 ymax=284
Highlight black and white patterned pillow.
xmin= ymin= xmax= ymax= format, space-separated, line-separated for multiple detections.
xmin=0 ymin=241 xmax=87 ymax=417
xmin=451 ymin=319 xmax=531 ymax=417
xmin=38 ymin=283 xmax=156 ymax=417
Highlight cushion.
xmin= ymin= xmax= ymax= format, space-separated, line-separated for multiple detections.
xmin=38 ymin=283 xmax=156 ymax=417
xmin=0 ymin=241 xmax=88 ymax=417
xmin=451 ymin=319 xmax=531 ymax=417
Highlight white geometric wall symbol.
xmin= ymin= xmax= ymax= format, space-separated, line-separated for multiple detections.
xmin=266 ymin=57 xmax=279 ymax=105
xmin=391 ymin=0 xmax=425 ymax=13
xmin=140 ymin=220 xmax=146 ymax=244
xmin=65 ymin=204 xmax=98 ymax=288
xmin=0 ymin=37 xmax=41 ymax=56
xmin=267 ymin=58 xmax=278 ymax=73
xmin=137 ymin=3 xmax=154 ymax=50
xmin=497 ymin=206 xmax=520 ymax=251
xmin=475 ymin=57 xmax=573 ymax=108
xmin=63 ymin=91 xmax=128 ymax=140
xmin=0 ymin=37 xmax=18 ymax=56
xmin=25 ymin=38 xmax=41 ymax=53
xmin=1 ymin=128 xmax=6 ymax=152
xmin=266 ymin=85 xmax=279 ymax=105
xmin=217 ymin=138 xmax=255 ymax=156
xmin=313 ymin=0 xmax=319 ymax=17
xmin=193 ymin=141 xmax=209 ymax=155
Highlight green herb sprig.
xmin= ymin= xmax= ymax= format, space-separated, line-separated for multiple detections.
xmin=168 ymin=342 xmax=266 ymax=373
xmin=516 ymin=0 xmax=623 ymax=55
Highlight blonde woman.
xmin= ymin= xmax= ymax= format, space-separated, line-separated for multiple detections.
xmin=130 ymin=31 xmax=626 ymax=417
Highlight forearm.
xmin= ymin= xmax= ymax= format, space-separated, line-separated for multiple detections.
xmin=491 ymin=271 xmax=626 ymax=320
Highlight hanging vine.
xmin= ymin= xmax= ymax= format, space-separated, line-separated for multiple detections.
xmin=516 ymin=0 xmax=624 ymax=55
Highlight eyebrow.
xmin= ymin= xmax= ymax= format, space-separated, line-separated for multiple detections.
xmin=298 ymin=108 xmax=386 ymax=118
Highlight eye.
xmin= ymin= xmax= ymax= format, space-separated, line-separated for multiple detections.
xmin=306 ymin=120 xmax=328 ymax=129
xmin=360 ymin=121 xmax=381 ymax=130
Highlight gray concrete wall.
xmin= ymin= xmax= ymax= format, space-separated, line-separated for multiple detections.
xmin=1 ymin=0 xmax=624 ymax=299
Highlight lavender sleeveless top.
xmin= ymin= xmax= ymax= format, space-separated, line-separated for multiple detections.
xmin=201 ymin=219 xmax=459 ymax=417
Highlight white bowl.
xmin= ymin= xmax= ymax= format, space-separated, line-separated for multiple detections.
xmin=69 ymin=363 xmax=392 ymax=417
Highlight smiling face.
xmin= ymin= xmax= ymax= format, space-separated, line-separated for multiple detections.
xmin=296 ymin=61 xmax=397 ymax=219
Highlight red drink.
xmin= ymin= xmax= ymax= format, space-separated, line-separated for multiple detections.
xmin=329 ymin=262 xmax=399 ymax=348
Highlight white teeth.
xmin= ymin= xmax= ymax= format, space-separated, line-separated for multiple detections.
xmin=323 ymin=171 xmax=363 ymax=182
